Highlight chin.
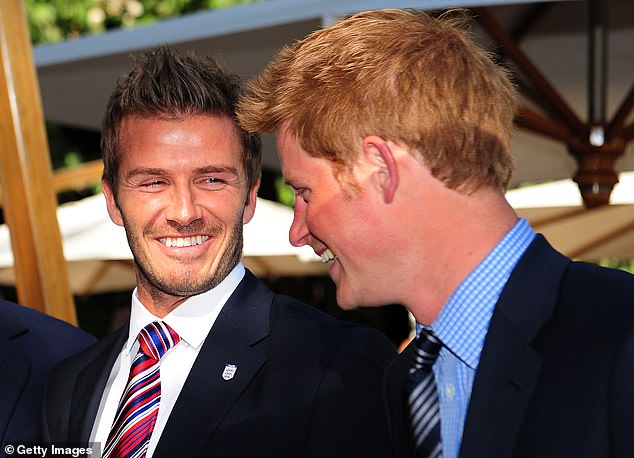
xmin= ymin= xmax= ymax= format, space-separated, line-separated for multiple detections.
xmin=335 ymin=291 xmax=361 ymax=311
xmin=337 ymin=290 xmax=390 ymax=311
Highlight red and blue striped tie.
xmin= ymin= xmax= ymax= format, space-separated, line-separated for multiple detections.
xmin=103 ymin=321 xmax=180 ymax=458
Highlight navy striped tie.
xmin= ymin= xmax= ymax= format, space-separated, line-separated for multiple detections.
xmin=408 ymin=329 xmax=443 ymax=458
xmin=103 ymin=321 xmax=180 ymax=458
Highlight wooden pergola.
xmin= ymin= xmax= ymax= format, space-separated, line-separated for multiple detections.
xmin=473 ymin=1 xmax=634 ymax=208
xmin=0 ymin=0 xmax=76 ymax=324
xmin=1 ymin=0 xmax=632 ymax=324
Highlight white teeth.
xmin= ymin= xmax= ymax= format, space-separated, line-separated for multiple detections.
xmin=320 ymin=248 xmax=336 ymax=264
xmin=160 ymin=236 xmax=209 ymax=247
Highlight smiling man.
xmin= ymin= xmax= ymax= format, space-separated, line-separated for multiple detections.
xmin=103 ymin=114 xmax=252 ymax=312
xmin=237 ymin=9 xmax=634 ymax=458
xmin=42 ymin=47 xmax=395 ymax=458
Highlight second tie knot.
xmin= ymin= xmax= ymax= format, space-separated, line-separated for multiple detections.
xmin=411 ymin=329 xmax=442 ymax=373
xmin=138 ymin=321 xmax=180 ymax=360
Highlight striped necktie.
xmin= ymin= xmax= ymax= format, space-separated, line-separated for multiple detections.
xmin=408 ymin=329 xmax=443 ymax=458
xmin=103 ymin=321 xmax=180 ymax=458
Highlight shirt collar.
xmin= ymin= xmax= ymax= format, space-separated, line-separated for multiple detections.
xmin=124 ymin=263 xmax=246 ymax=355
xmin=427 ymin=218 xmax=535 ymax=369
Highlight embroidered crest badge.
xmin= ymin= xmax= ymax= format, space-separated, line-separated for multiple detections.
xmin=222 ymin=364 xmax=237 ymax=380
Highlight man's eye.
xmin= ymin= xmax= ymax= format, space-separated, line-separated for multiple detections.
xmin=294 ymin=188 xmax=309 ymax=202
xmin=140 ymin=180 xmax=165 ymax=188
xmin=200 ymin=177 xmax=227 ymax=190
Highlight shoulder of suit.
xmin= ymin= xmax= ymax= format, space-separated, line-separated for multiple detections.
xmin=270 ymin=293 xmax=395 ymax=351
xmin=0 ymin=299 xmax=28 ymax=338
xmin=0 ymin=300 xmax=96 ymax=388
xmin=47 ymin=324 xmax=124 ymax=386
xmin=0 ymin=299 xmax=95 ymax=345
xmin=271 ymin=293 xmax=353 ymax=331
xmin=559 ymin=261 xmax=634 ymax=320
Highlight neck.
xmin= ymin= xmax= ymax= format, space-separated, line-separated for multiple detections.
xmin=137 ymin=292 xmax=190 ymax=318
xmin=401 ymin=187 xmax=519 ymax=326
xmin=134 ymin=272 xmax=193 ymax=318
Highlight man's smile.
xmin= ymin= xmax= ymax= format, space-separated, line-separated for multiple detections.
xmin=159 ymin=235 xmax=210 ymax=248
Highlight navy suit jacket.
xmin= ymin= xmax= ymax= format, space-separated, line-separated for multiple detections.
xmin=384 ymin=235 xmax=634 ymax=458
xmin=44 ymin=270 xmax=396 ymax=457
xmin=0 ymin=300 xmax=95 ymax=448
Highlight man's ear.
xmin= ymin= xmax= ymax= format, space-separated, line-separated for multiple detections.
xmin=243 ymin=180 xmax=260 ymax=224
xmin=362 ymin=136 xmax=399 ymax=204
xmin=102 ymin=179 xmax=124 ymax=227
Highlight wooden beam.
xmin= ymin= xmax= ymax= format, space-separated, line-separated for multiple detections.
xmin=473 ymin=7 xmax=588 ymax=139
xmin=53 ymin=159 xmax=103 ymax=195
xmin=624 ymin=123 xmax=634 ymax=143
xmin=509 ymin=3 xmax=553 ymax=43
xmin=515 ymin=106 xmax=571 ymax=142
xmin=606 ymin=82 xmax=634 ymax=141
xmin=0 ymin=0 xmax=76 ymax=324
xmin=0 ymin=159 xmax=103 ymax=207
xmin=514 ymin=77 xmax=561 ymax=122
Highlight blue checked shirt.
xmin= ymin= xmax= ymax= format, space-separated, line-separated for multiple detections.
xmin=417 ymin=218 xmax=535 ymax=458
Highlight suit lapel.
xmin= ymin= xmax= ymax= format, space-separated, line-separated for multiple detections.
xmin=384 ymin=343 xmax=415 ymax=457
xmin=69 ymin=327 xmax=128 ymax=442
xmin=460 ymin=236 xmax=569 ymax=458
xmin=459 ymin=311 xmax=542 ymax=458
xmin=156 ymin=271 xmax=271 ymax=457
xmin=0 ymin=311 xmax=29 ymax=444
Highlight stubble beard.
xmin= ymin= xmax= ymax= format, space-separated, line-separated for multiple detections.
xmin=123 ymin=215 xmax=244 ymax=298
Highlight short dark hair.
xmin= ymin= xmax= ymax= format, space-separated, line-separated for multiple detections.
xmin=102 ymin=46 xmax=261 ymax=194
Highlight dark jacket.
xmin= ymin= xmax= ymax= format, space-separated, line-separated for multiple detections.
xmin=44 ymin=270 xmax=396 ymax=457
xmin=385 ymin=235 xmax=634 ymax=458
xmin=0 ymin=300 xmax=95 ymax=447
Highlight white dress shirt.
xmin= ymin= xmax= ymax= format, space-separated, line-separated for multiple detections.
xmin=90 ymin=263 xmax=245 ymax=457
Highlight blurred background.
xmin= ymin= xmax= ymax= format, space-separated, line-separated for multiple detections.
xmin=0 ymin=0 xmax=632 ymax=347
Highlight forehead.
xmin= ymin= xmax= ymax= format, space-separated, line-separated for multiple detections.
xmin=276 ymin=127 xmax=327 ymax=186
xmin=277 ymin=125 xmax=361 ymax=195
xmin=118 ymin=114 xmax=244 ymax=168
xmin=276 ymin=126 xmax=305 ymax=177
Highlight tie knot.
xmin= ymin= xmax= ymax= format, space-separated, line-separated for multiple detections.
xmin=137 ymin=321 xmax=180 ymax=360
xmin=411 ymin=329 xmax=442 ymax=372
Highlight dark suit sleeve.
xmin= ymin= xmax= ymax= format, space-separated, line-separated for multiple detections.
xmin=0 ymin=300 xmax=95 ymax=445
xmin=42 ymin=327 xmax=125 ymax=445
xmin=611 ymin=319 xmax=634 ymax=457
xmin=308 ymin=325 xmax=395 ymax=458
xmin=42 ymin=353 xmax=85 ymax=444
xmin=41 ymin=355 xmax=76 ymax=444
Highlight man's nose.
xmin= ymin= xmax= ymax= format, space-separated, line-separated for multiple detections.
xmin=289 ymin=203 xmax=310 ymax=247
xmin=166 ymin=186 xmax=203 ymax=226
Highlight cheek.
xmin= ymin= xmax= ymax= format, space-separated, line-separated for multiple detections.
xmin=337 ymin=208 xmax=383 ymax=254
xmin=304 ymin=203 xmax=331 ymax=236
xmin=307 ymin=208 xmax=348 ymax=249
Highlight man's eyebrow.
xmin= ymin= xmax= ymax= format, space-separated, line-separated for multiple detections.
xmin=124 ymin=166 xmax=240 ymax=178
xmin=195 ymin=165 xmax=240 ymax=176
xmin=125 ymin=168 xmax=168 ymax=179
xmin=283 ymin=176 xmax=298 ymax=189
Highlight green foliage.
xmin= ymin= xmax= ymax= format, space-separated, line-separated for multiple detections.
xmin=599 ymin=258 xmax=634 ymax=274
xmin=275 ymin=176 xmax=295 ymax=208
xmin=26 ymin=0 xmax=256 ymax=45
xmin=63 ymin=151 xmax=84 ymax=167
xmin=27 ymin=0 xmax=256 ymax=187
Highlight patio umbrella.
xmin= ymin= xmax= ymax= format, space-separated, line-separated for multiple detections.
xmin=0 ymin=195 xmax=326 ymax=295
xmin=507 ymin=171 xmax=634 ymax=261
